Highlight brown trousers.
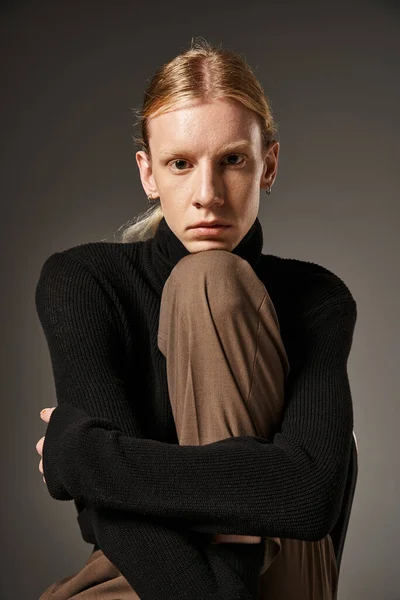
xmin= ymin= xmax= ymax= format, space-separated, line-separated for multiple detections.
xmin=40 ymin=250 xmax=338 ymax=600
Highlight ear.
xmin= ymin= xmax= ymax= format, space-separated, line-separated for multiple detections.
xmin=136 ymin=150 xmax=159 ymax=198
xmin=260 ymin=140 xmax=279 ymax=192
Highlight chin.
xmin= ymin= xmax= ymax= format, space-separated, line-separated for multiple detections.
xmin=187 ymin=240 xmax=232 ymax=253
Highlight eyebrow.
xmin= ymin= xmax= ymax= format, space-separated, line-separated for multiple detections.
xmin=159 ymin=140 xmax=252 ymax=156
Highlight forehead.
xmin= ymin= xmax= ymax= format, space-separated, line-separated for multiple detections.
xmin=148 ymin=98 xmax=261 ymax=154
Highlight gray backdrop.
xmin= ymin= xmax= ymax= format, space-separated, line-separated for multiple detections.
xmin=1 ymin=1 xmax=399 ymax=598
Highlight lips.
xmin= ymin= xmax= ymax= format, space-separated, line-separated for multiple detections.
xmin=190 ymin=223 xmax=230 ymax=228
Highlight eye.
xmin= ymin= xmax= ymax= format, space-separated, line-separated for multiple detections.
xmin=222 ymin=154 xmax=245 ymax=166
xmin=170 ymin=159 xmax=190 ymax=171
xmin=169 ymin=154 xmax=246 ymax=172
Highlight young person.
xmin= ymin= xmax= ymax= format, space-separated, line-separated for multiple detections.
xmin=35 ymin=37 xmax=357 ymax=600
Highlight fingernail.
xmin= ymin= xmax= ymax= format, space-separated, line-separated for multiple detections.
xmin=40 ymin=409 xmax=49 ymax=416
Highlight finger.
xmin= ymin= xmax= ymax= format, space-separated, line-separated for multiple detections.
xmin=40 ymin=407 xmax=56 ymax=423
xmin=39 ymin=458 xmax=43 ymax=475
xmin=36 ymin=436 xmax=45 ymax=456
xmin=43 ymin=476 xmax=46 ymax=484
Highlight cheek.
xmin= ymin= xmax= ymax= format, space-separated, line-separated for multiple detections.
xmin=232 ymin=176 xmax=258 ymax=200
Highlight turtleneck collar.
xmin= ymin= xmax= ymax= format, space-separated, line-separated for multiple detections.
xmin=147 ymin=215 xmax=264 ymax=296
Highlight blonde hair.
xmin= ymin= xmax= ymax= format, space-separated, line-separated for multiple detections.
xmin=118 ymin=36 xmax=278 ymax=244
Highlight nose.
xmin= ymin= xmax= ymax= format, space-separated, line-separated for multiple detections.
xmin=193 ymin=168 xmax=224 ymax=208
xmin=194 ymin=194 xmax=224 ymax=209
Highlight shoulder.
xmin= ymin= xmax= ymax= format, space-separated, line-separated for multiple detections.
xmin=35 ymin=242 xmax=142 ymax=285
xmin=259 ymin=253 xmax=357 ymax=315
xmin=35 ymin=241 xmax=143 ymax=315
xmin=37 ymin=240 xmax=141 ymax=280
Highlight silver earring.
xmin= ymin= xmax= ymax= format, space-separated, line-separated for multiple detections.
xmin=266 ymin=185 xmax=272 ymax=195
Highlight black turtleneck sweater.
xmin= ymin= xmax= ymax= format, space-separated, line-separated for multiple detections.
xmin=35 ymin=216 xmax=357 ymax=600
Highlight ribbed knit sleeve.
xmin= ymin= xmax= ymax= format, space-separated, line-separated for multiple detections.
xmin=37 ymin=251 xmax=357 ymax=544
xmin=36 ymin=251 xmax=258 ymax=600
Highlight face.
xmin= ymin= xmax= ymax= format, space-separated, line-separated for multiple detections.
xmin=136 ymin=97 xmax=279 ymax=254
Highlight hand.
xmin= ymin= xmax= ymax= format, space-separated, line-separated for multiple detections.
xmin=36 ymin=407 xmax=56 ymax=484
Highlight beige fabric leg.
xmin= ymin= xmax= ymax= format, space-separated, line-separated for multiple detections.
xmin=39 ymin=548 xmax=139 ymax=599
xmin=158 ymin=250 xmax=288 ymax=574
xmin=158 ymin=250 xmax=338 ymax=600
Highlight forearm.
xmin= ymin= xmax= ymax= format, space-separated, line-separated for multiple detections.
xmin=43 ymin=392 xmax=353 ymax=541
